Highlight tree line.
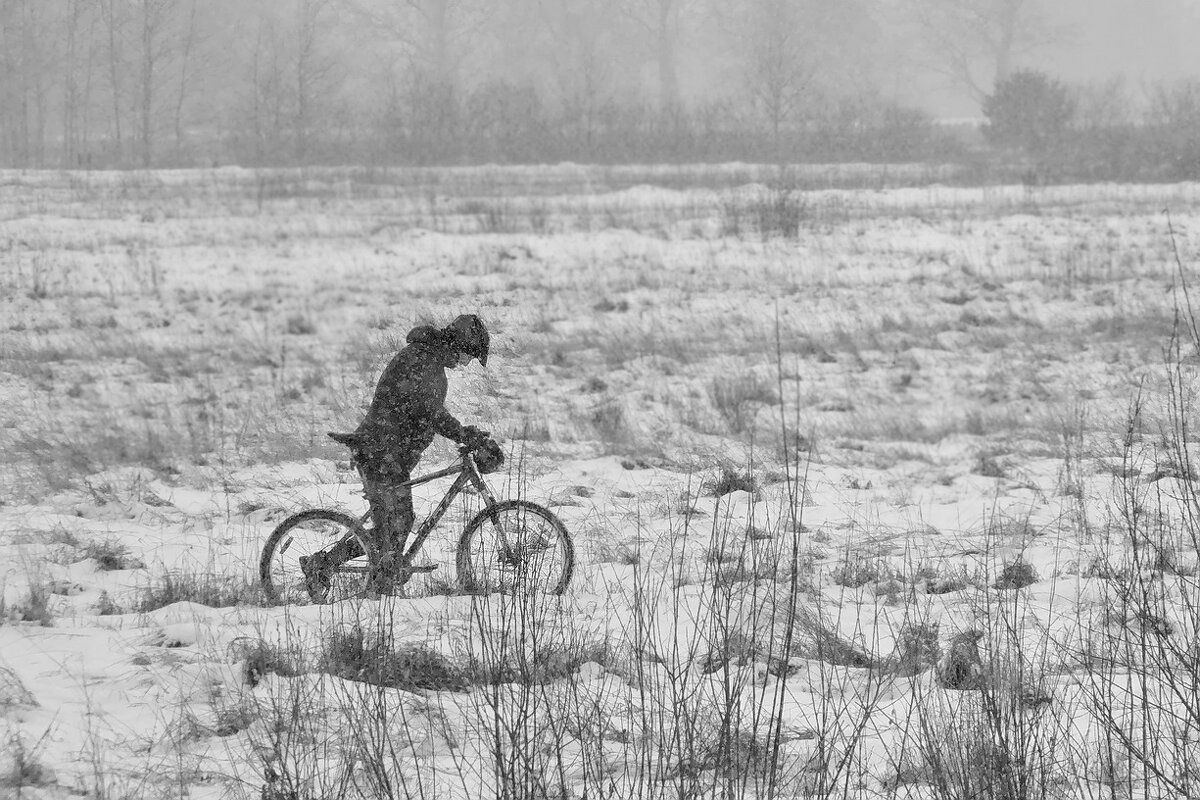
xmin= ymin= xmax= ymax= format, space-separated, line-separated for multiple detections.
xmin=0 ymin=0 xmax=1196 ymax=179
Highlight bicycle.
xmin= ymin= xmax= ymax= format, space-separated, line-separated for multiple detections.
xmin=259 ymin=432 xmax=575 ymax=604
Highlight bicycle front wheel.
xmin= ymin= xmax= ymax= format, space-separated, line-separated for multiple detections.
xmin=456 ymin=500 xmax=574 ymax=595
xmin=260 ymin=509 xmax=374 ymax=605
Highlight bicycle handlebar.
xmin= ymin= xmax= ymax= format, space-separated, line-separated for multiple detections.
xmin=458 ymin=431 xmax=495 ymax=452
xmin=461 ymin=436 xmax=504 ymax=474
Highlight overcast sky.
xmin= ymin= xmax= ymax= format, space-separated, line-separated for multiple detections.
xmin=1048 ymin=0 xmax=1199 ymax=78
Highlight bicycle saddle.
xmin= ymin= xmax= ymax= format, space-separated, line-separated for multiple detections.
xmin=327 ymin=431 xmax=365 ymax=447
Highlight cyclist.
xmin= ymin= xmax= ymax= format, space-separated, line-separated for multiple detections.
xmin=303 ymin=314 xmax=499 ymax=598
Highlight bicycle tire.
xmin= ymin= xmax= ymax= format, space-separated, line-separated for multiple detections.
xmin=260 ymin=509 xmax=375 ymax=605
xmin=456 ymin=500 xmax=574 ymax=595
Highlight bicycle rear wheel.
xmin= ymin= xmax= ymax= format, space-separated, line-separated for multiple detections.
xmin=260 ymin=509 xmax=374 ymax=604
xmin=456 ymin=500 xmax=574 ymax=595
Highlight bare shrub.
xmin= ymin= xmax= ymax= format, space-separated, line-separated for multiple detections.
xmin=710 ymin=371 xmax=780 ymax=434
xmin=462 ymin=590 xmax=620 ymax=798
xmin=913 ymin=686 xmax=1069 ymax=800
xmin=1071 ymin=236 xmax=1200 ymax=798
xmin=912 ymin=602 xmax=1069 ymax=799
xmin=253 ymin=675 xmax=356 ymax=800
xmin=720 ymin=184 xmax=808 ymax=239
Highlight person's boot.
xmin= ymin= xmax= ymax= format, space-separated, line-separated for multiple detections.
xmin=367 ymin=550 xmax=399 ymax=598
xmin=299 ymin=552 xmax=331 ymax=603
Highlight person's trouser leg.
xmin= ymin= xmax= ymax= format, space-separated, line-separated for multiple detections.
xmin=362 ymin=471 xmax=414 ymax=592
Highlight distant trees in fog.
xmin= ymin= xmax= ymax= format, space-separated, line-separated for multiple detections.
xmin=983 ymin=70 xmax=1075 ymax=155
xmin=0 ymin=0 xmax=1197 ymax=178
xmin=977 ymin=69 xmax=1200 ymax=181
xmin=901 ymin=0 xmax=1062 ymax=103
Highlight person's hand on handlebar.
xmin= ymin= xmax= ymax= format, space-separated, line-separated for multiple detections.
xmin=469 ymin=435 xmax=505 ymax=473
xmin=460 ymin=425 xmax=491 ymax=448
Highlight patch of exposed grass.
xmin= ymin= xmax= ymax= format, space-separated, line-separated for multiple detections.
xmin=720 ymin=184 xmax=809 ymax=239
xmin=710 ymin=371 xmax=780 ymax=434
xmin=805 ymin=620 xmax=877 ymax=668
xmin=466 ymin=637 xmax=616 ymax=687
xmin=0 ymin=663 xmax=37 ymax=707
xmin=284 ymin=313 xmax=317 ymax=335
xmin=81 ymin=538 xmax=145 ymax=571
xmin=595 ymin=541 xmax=642 ymax=566
xmin=89 ymin=591 xmax=121 ymax=616
xmin=318 ymin=627 xmax=468 ymax=692
xmin=212 ymin=699 xmax=260 ymax=738
xmin=830 ymin=555 xmax=897 ymax=589
xmin=705 ymin=465 xmax=758 ymax=497
xmin=992 ymin=559 xmax=1038 ymax=590
xmin=973 ymin=450 xmax=1008 ymax=478
xmin=889 ymin=621 xmax=943 ymax=677
xmin=0 ymin=728 xmax=52 ymax=790
xmin=2 ymin=581 xmax=54 ymax=627
xmin=134 ymin=571 xmax=264 ymax=612
xmin=588 ymin=400 xmax=632 ymax=452
xmin=421 ymin=575 xmax=489 ymax=597
xmin=236 ymin=638 xmax=307 ymax=688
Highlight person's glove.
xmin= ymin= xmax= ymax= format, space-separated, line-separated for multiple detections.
xmin=461 ymin=425 xmax=490 ymax=447
xmin=475 ymin=437 xmax=505 ymax=474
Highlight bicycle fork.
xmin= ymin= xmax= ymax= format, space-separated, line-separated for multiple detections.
xmin=464 ymin=465 xmax=519 ymax=557
xmin=389 ymin=460 xmax=508 ymax=587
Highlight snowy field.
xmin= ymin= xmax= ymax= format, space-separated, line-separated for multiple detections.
xmin=2 ymin=165 xmax=1200 ymax=798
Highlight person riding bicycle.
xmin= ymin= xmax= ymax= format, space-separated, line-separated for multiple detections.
xmin=303 ymin=314 xmax=501 ymax=597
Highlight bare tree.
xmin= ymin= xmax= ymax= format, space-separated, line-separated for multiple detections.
xmin=619 ymin=0 xmax=702 ymax=116
xmin=342 ymin=0 xmax=489 ymax=89
xmin=171 ymin=0 xmax=203 ymax=159
xmin=135 ymin=0 xmax=170 ymax=166
xmin=98 ymin=0 xmax=129 ymax=162
xmin=294 ymin=0 xmax=340 ymax=161
xmin=711 ymin=0 xmax=880 ymax=158
xmin=536 ymin=0 xmax=627 ymax=154
xmin=1072 ymin=77 xmax=1132 ymax=132
xmin=236 ymin=0 xmax=341 ymax=164
xmin=902 ymin=0 xmax=1064 ymax=103
xmin=742 ymin=0 xmax=815 ymax=150
xmin=0 ymin=0 xmax=55 ymax=166
xmin=243 ymin=10 xmax=288 ymax=161
xmin=60 ymin=0 xmax=102 ymax=166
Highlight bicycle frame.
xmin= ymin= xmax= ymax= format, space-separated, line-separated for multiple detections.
xmin=352 ymin=450 xmax=509 ymax=579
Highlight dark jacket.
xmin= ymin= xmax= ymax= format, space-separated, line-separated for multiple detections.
xmin=354 ymin=326 xmax=468 ymax=470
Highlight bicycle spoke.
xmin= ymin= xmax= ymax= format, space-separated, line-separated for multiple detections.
xmin=261 ymin=510 xmax=372 ymax=604
xmin=457 ymin=501 xmax=573 ymax=595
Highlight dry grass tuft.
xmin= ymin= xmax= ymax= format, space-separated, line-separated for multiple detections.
xmin=134 ymin=571 xmax=265 ymax=612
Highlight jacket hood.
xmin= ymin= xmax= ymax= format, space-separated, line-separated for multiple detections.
xmin=406 ymin=325 xmax=442 ymax=346
xmin=406 ymin=325 xmax=456 ymax=366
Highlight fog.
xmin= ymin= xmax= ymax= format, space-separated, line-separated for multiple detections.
xmin=1046 ymin=0 xmax=1200 ymax=78
xmin=0 ymin=0 xmax=1197 ymax=170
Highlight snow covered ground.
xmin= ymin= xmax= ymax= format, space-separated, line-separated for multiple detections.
xmin=1 ymin=166 xmax=1199 ymax=798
